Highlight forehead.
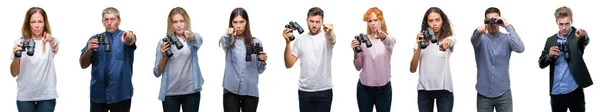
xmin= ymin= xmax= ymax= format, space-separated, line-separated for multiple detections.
xmin=308 ymin=15 xmax=322 ymax=21
xmin=485 ymin=13 xmax=499 ymax=18
xmin=103 ymin=13 xmax=118 ymax=18
xmin=427 ymin=12 xmax=441 ymax=19
xmin=556 ymin=17 xmax=571 ymax=23
xmin=30 ymin=12 xmax=44 ymax=20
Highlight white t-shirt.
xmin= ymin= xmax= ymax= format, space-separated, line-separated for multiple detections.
xmin=11 ymin=38 xmax=59 ymax=101
xmin=413 ymin=36 xmax=455 ymax=92
xmin=166 ymin=37 xmax=195 ymax=95
xmin=291 ymin=31 xmax=335 ymax=92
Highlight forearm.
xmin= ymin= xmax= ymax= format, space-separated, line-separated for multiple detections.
xmin=188 ymin=33 xmax=203 ymax=48
xmin=471 ymin=30 xmax=482 ymax=48
xmin=409 ymin=49 xmax=421 ymax=73
xmin=156 ymin=58 xmax=168 ymax=77
xmin=79 ymin=49 xmax=92 ymax=69
xmin=220 ymin=35 xmax=234 ymax=49
xmin=284 ymin=43 xmax=295 ymax=68
xmin=257 ymin=62 xmax=266 ymax=74
xmin=326 ymin=31 xmax=336 ymax=45
xmin=353 ymin=53 xmax=362 ymax=71
xmin=10 ymin=59 xmax=20 ymax=77
xmin=506 ymin=25 xmax=525 ymax=53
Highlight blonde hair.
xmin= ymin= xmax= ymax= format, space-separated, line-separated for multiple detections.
xmin=363 ymin=7 xmax=387 ymax=35
xmin=554 ymin=6 xmax=573 ymax=21
xmin=21 ymin=7 xmax=51 ymax=53
xmin=167 ymin=7 xmax=191 ymax=35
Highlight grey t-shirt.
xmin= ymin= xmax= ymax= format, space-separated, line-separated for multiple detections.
xmin=166 ymin=37 xmax=196 ymax=95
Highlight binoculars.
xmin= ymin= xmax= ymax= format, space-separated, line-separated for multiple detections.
xmin=354 ymin=33 xmax=372 ymax=53
xmin=484 ymin=18 xmax=504 ymax=25
xmin=246 ymin=43 xmax=263 ymax=62
xmin=14 ymin=39 xmax=36 ymax=58
xmin=93 ymin=33 xmax=111 ymax=52
xmin=555 ymin=41 xmax=570 ymax=60
xmin=162 ymin=34 xmax=184 ymax=58
xmin=285 ymin=21 xmax=304 ymax=41
xmin=419 ymin=28 xmax=438 ymax=49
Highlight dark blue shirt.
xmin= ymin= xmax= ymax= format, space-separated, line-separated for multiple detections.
xmin=80 ymin=29 xmax=136 ymax=104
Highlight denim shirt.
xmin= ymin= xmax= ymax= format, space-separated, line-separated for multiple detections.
xmin=153 ymin=33 xmax=204 ymax=101
xmin=219 ymin=34 xmax=266 ymax=97
xmin=471 ymin=25 xmax=525 ymax=98
xmin=80 ymin=29 xmax=136 ymax=104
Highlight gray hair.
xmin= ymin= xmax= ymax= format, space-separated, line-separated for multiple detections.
xmin=102 ymin=7 xmax=120 ymax=19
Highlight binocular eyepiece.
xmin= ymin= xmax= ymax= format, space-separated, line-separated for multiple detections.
xmin=419 ymin=28 xmax=437 ymax=49
xmin=285 ymin=21 xmax=304 ymax=41
xmin=14 ymin=39 xmax=36 ymax=58
xmin=354 ymin=33 xmax=372 ymax=53
xmin=162 ymin=34 xmax=184 ymax=58
xmin=484 ymin=18 xmax=504 ymax=25
xmin=93 ymin=33 xmax=111 ymax=52
xmin=246 ymin=43 xmax=263 ymax=62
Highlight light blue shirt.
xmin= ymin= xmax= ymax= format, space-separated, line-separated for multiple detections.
xmin=153 ymin=33 xmax=204 ymax=101
xmin=219 ymin=34 xmax=266 ymax=97
xmin=551 ymin=30 xmax=579 ymax=95
xmin=471 ymin=24 xmax=525 ymax=98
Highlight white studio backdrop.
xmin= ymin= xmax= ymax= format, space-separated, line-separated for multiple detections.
xmin=0 ymin=0 xmax=597 ymax=112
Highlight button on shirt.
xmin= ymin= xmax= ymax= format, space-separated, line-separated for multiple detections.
xmin=80 ymin=29 xmax=136 ymax=104
xmin=471 ymin=25 xmax=525 ymax=98
xmin=219 ymin=34 xmax=266 ymax=97
xmin=551 ymin=30 xmax=579 ymax=95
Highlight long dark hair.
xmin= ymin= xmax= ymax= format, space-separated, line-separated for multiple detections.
xmin=229 ymin=7 xmax=253 ymax=48
xmin=421 ymin=7 xmax=453 ymax=40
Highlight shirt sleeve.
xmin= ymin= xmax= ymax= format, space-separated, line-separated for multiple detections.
xmin=255 ymin=39 xmax=266 ymax=74
xmin=52 ymin=37 xmax=60 ymax=56
xmin=187 ymin=32 xmax=203 ymax=49
xmin=382 ymin=35 xmax=396 ymax=52
xmin=153 ymin=40 xmax=165 ymax=77
xmin=291 ymin=39 xmax=300 ymax=57
xmin=10 ymin=39 xmax=23 ymax=60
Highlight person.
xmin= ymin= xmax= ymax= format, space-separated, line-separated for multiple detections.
xmin=283 ymin=7 xmax=336 ymax=112
xmin=409 ymin=7 xmax=456 ymax=112
xmin=470 ymin=7 xmax=524 ymax=112
xmin=219 ymin=7 xmax=268 ymax=112
xmin=10 ymin=7 xmax=59 ymax=112
xmin=79 ymin=7 xmax=137 ymax=112
xmin=538 ymin=6 xmax=592 ymax=112
xmin=153 ymin=7 xmax=204 ymax=112
xmin=351 ymin=7 xmax=396 ymax=112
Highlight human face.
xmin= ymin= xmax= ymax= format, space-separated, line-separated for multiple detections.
xmin=485 ymin=13 xmax=500 ymax=34
xmin=366 ymin=13 xmax=382 ymax=33
xmin=231 ymin=15 xmax=246 ymax=35
xmin=103 ymin=13 xmax=120 ymax=33
xmin=306 ymin=15 xmax=322 ymax=35
xmin=556 ymin=17 xmax=572 ymax=37
xmin=29 ymin=12 xmax=45 ymax=38
xmin=171 ymin=14 xmax=186 ymax=36
xmin=427 ymin=12 xmax=442 ymax=33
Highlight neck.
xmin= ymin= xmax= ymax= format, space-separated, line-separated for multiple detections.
xmin=31 ymin=34 xmax=43 ymax=40
xmin=175 ymin=33 xmax=184 ymax=39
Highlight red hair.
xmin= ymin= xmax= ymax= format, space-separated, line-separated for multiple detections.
xmin=363 ymin=7 xmax=387 ymax=35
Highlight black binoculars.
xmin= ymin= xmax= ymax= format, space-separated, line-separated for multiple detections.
xmin=484 ymin=18 xmax=504 ymax=25
xmin=354 ymin=33 xmax=372 ymax=53
xmin=555 ymin=41 xmax=570 ymax=60
xmin=285 ymin=21 xmax=304 ymax=41
xmin=93 ymin=33 xmax=111 ymax=52
xmin=162 ymin=34 xmax=184 ymax=58
xmin=419 ymin=28 xmax=438 ymax=49
xmin=246 ymin=43 xmax=263 ymax=62
xmin=14 ymin=39 xmax=36 ymax=58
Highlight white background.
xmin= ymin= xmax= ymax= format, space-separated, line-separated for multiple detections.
xmin=1 ymin=0 xmax=597 ymax=112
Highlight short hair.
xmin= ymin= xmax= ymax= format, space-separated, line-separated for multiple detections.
xmin=102 ymin=7 xmax=120 ymax=19
xmin=554 ymin=6 xmax=573 ymax=21
xmin=484 ymin=7 xmax=501 ymax=17
xmin=307 ymin=7 xmax=324 ymax=19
